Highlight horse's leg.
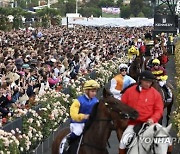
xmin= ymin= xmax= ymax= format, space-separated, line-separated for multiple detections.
xmin=166 ymin=100 xmax=173 ymax=126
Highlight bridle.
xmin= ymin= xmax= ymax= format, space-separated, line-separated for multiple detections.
xmin=136 ymin=125 xmax=171 ymax=154
xmin=81 ymin=99 xmax=131 ymax=152
xmin=149 ymin=128 xmax=170 ymax=154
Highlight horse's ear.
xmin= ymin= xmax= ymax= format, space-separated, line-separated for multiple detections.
xmin=166 ymin=123 xmax=172 ymax=132
xmin=153 ymin=125 xmax=157 ymax=132
xmin=103 ymin=88 xmax=108 ymax=98
xmin=103 ymin=88 xmax=112 ymax=98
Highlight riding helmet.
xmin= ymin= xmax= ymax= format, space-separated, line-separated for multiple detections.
xmin=119 ymin=64 xmax=128 ymax=70
xmin=139 ymin=70 xmax=155 ymax=81
xmin=83 ymin=80 xmax=100 ymax=90
xmin=152 ymin=59 xmax=160 ymax=65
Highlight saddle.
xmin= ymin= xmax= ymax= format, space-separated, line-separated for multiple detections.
xmin=160 ymin=85 xmax=172 ymax=103
xmin=126 ymin=123 xmax=149 ymax=148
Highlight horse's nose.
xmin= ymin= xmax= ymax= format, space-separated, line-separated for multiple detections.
xmin=131 ymin=111 xmax=139 ymax=120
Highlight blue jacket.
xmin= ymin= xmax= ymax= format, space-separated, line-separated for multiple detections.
xmin=70 ymin=94 xmax=98 ymax=123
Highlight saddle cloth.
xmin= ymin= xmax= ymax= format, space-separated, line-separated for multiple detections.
xmin=59 ymin=134 xmax=82 ymax=154
xmin=161 ymin=86 xmax=172 ymax=103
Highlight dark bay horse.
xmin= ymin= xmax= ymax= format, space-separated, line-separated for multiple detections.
xmin=152 ymin=80 xmax=173 ymax=126
xmin=129 ymin=55 xmax=144 ymax=81
xmin=52 ymin=88 xmax=139 ymax=154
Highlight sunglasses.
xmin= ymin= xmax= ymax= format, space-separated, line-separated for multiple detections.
xmin=120 ymin=69 xmax=127 ymax=72
xmin=154 ymin=63 xmax=159 ymax=66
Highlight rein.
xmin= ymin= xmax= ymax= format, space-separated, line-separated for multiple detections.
xmin=140 ymin=126 xmax=171 ymax=154
xmin=80 ymin=101 xmax=130 ymax=152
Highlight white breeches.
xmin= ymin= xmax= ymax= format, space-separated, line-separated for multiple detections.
xmin=159 ymin=80 xmax=166 ymax=87
xmin=119 ymin=125 xmax=135 ymax=149
xmin=70 ymin=123 xmax=85 ymax=136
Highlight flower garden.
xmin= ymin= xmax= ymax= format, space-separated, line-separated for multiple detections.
xmin=0 ymin=54 xmax=128 ymax=153
xmin=173 ymin=40 xmax=180 ymax=137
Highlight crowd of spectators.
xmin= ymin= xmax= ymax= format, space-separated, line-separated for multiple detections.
xmin=0 ymin=25 xmax=153 ymax=118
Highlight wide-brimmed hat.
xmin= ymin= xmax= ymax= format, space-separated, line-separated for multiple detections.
xmin=6 ymin=72 xmax=20 ymax=82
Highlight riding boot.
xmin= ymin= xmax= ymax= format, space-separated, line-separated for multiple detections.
xmin=119 ymin=149 xmax=126 ymax=154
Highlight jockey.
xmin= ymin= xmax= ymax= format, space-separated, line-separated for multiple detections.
xmin=110 ymin=64 xmax=136 ymax=100
xmin=128 ymin=45 xmax=139 ymax=65
xmin=136 ymin=39 xmax=146 ymax=53
xmin=119 ymin=70 xmax=164 ymax=154
xmin=63 ymin=80 xmax=100 ymax=151
xmin=150 ymin=44 xmax=163 ymax=59
xmin=151 ymin=59 xmax=172 ymax=102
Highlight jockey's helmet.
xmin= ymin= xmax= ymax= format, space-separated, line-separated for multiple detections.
xmin=130 ymin=46 xmax=136 ymax=53
xmin=152 ymin=59 xmax=160 ymax=65
xmin=83 ymin=80 xmax=100 ymax=90
xmin=139 ymin=70 xmax=155 ymax=81
xmin=119 ymin=64 xmax=128 ymax=70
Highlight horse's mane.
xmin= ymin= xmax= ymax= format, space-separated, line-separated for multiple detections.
xmin=83 ymin=102 xmax=99 ymax=133
xmin=121 ymin=83 xmax=137 ymax=94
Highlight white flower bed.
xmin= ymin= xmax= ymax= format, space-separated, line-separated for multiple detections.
xmin=1 ymin=54 xmax=127 ymax=153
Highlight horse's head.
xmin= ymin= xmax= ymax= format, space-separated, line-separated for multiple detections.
xmin=141 ymin=123 xmax=172 ymax=154
xmin=129 ymin=56 xmax=143 ymax=81
xmin=102 ymin=88 xmax=139 ymax=120
xmin=134 ymin=56 xmax=142 ymax=73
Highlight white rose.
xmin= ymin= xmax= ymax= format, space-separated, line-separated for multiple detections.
xmin=20 ymin=147 xmax=24 ymax=152
xmin=28 ymin=132 xmax=32 ymax=138
xmin=0 ymin=151 xmax=4 ymax=154
xmin=4 ymin=140 xmax=10 ymax=147
xmin=11 ymin=130 xmax=15 ymax=135
xmin=36 ymin=121 xmax=41 ymax=127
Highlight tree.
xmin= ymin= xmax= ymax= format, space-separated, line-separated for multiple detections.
xmin=66 ymin=0 xmax=76 ymax=13
xmin=142 ymin=6 xmax=153 ymax=18
xmin=0 ymin=8 xmax=9 ymax=31
xmin=98 ymin=0 xmax=115 ymax=7
xmin=9 ymin=8 xmax=25 ymax=29
xmin=120 ymin=5 xmax=131 ymax=18
xmin=27 ymin=0 xmax=39 ymax=8
xmin=130 ymin=0 xmax=143 ymax=17
xmin=37 ymin=7 xmax=61 ymax=27
xmin=116 ymin=0 xmax=123 ymax=7
xmin=137 ymin=11 xmax=144 ymax=17
xmin=17 ymin=0 xmax=27 ymax=9
xmin=79 ymin=6 xmax=101 ymax=17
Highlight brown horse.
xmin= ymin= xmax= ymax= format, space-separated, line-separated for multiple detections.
xmin=129 ymin=55 xmax=144 ymax=81
xmin=151 ymin=80 xmax=173 ymax=126
xmin=52 ymin=88 xmax=139 ymax=154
